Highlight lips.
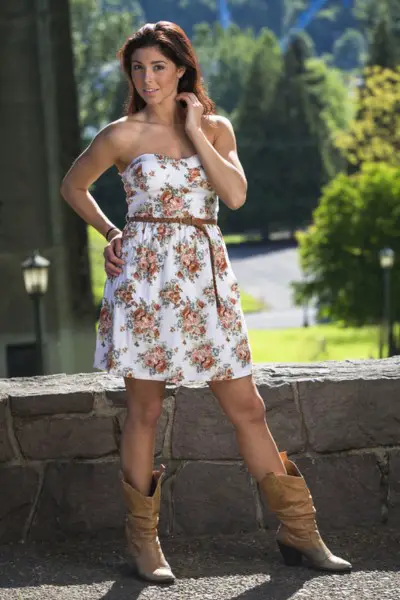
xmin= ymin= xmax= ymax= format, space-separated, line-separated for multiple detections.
xmin=143 ymin=88 xmax=159 ymax=95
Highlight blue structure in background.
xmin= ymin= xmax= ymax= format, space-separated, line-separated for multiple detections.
xmin=218 ymin=0 xmax=232 ymax=30
xmin=280 ymin=0 xmax=352 ymax=50
xmin=217 ymin=1 xmax=353 ymax=41
xmin=280 ymin=0 xmax=353 ymax=50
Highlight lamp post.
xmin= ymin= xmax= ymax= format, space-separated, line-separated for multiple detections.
xmin=302 ymin=273 xmax=310 ymax=328
xmin=21 ymin=250 xmax=50 ymax=375
xmin=379 ymin=248 xmax=395 ymax=358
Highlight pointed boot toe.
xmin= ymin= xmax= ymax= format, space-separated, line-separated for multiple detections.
xmin=137 ymin=564 xmax=175 ymax=584
xmin=260 ymin=452 xmax=352 ymax=574
xmin=306 ymin=550 xmax=352 ymax=572
xmin=121 ymin=467 xmax=175 ymax=585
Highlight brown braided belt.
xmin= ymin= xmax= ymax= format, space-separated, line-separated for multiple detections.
xmin=127 ymin=215 xmax=221 ymax=307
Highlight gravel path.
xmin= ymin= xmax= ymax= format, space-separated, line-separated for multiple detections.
xmin=1 ymin=527 xmax=398 ymax=600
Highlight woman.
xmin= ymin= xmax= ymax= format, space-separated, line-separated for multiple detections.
xmin=61 ymin=21 xmax=351 ymax=584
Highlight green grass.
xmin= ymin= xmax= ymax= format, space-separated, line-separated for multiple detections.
xmin=224 ymin=232 xmax=262 ymax=245
xmin=240 ymin=290 xmax=267 ymax=313
xmin=248 ymin=324 xmax=380 ymax=363
xmin=88 ymin=226 xmax=106 ymax=305
xmin=88 ymin=226 xmax=266 ymax=313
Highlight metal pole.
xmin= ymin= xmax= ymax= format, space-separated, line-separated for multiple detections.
xmin=303 ymin=301 xmax=309 ymax=327
xmin=387 ymin=269 xmax=395 ymax=356
xmin=383 ymin=268 xmax=391 ymax=358
xmin=32 ymin=293 xmax=44 ymax=375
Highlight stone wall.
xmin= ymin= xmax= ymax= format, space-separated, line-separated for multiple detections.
xmin=0 ymin=358 xmax=399 ymax=543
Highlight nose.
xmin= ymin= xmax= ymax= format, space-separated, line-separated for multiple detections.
xmin=144 ymin=69 xmax=154 ymax=85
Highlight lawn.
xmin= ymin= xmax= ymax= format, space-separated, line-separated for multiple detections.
xmin=224 ymin=232 xmax=262 ymax=245
xmin=87 ymin=226 xmax=107 ymax=306
xmin=248 ymin=325 xmax=380 ymax=363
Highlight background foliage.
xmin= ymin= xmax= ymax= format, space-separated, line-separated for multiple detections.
xmin=70 ymin=0 xmax=400 ymax=339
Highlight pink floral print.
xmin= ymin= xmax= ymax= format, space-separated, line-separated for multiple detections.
xmin=94 ymin=153 xmax=252 ymax=383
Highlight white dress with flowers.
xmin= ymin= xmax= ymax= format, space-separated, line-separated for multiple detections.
xmin=93 ymin=153 xmax=252 ymax=384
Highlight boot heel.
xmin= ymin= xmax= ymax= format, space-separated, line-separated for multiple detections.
xmin=277 ymin=541 xmax=303 ymax=566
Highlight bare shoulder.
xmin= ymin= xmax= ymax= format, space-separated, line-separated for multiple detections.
xmin=208 ymin=114 xmax=234 ymax=128
xmin=92 ymin=116 xmax=148 ymax=171
xmin=62 ymin=117 xmax=144 ymax=187
xmin=97 ymin=116 xmax=142 ymax=150
xmin=206 ymin=114 xmax=235 ymax=139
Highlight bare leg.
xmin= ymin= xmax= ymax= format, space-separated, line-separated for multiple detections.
xmin=210 ymin=376 xmax=351 ymax=572
xmin=121 ymin=378 xmax=166 ymax=496
xmin=120 ymin=378 xmax=174 ymax=582
xmin=209 ymin=375 xmax=286 ymax=481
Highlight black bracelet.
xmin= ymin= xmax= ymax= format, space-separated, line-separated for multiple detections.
xmin=105 ymin=226 xmax=118 ymax=241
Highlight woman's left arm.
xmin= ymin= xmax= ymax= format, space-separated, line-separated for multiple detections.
xmin=177 ymin=93 xmax=247 ymax=210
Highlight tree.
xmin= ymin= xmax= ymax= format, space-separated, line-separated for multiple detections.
xmin=354 ymin=0 xmax=400 ymax=42
xmin=333 ymin=29 xmax=367 ymax=70
xmin=209 ymin=25 xmax=259 ymax=115
xmin=70 ymin=0 xmax=141 ymax=138
xmin=267 ymin=37 xmax=336 ymax=233
xmin=69 ymin=0 xmax=142 ymax=228
xmin=335 ymin=66 xmax=400 ymax=168
xmin=368 ymin=18 xmax=399 ymax=68
xmin=306 ymin=58 xmax=353 ymax=135
xmin=192 ymin=23 xmax=259 ymax=116
xmin=295 ymin=162 xmax=400 ymax=327
xmin=231 ymin=28 xmax=282 ymax=235
xmin=235 ymin=36 xmax=337 ymax=237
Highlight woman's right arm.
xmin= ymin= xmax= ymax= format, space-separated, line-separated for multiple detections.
xmin=60 ymin=124 xmax=121 ymax=239
xmin=61 ymin=124 xmax=126 ymax=276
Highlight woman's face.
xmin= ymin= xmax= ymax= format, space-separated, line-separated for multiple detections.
xmin=131 ymin=45 xmax=185 ymax=105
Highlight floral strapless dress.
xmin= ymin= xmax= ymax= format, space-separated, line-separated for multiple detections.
xmin=93 ymin=153 xmax=252 ymax=384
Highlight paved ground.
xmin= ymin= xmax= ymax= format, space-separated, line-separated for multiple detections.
xmin=1 ymin=527 xmax=399 ymax=600
xmin=228 ymin=244 xmax=302 ymax=312
xmin=244 ymin=307 xmax=317 ymax=330
xmin=228 ymin=244 xmax=318 ymax=330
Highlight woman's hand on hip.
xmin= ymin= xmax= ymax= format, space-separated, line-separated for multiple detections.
xmin=103 ymin=231 xmax=124 ymax=278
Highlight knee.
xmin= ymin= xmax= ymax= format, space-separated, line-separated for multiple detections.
xmin=126 ymin=397 xmax=163 ymax=428
xmin=230 ymin=392 xmax=266 ymax=428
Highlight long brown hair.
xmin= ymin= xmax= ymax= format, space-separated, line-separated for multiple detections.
xmin=118 ymin=21 xmax=216 ymax=116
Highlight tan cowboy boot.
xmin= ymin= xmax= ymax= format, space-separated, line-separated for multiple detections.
xmin=121 ymin=465 xmax=175 ymax=583
xmin=260 ymin=452 xmax=352 ymax=572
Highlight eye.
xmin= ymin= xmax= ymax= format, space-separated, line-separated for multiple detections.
xmin=132 ymin=65 xmax=142 ymax=71
xmin=154 ymin=65 xmax=165 ymax=71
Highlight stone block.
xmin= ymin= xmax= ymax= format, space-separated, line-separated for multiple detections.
xmin=14 ymin=416 xmax=117 ymax=460
xmin=267 ymin=405 xmax=305 ymax=454
xmin=259 ymin=383 xmax=305 ymax=453
xmin=158 ymin=470 xmax=173 ymax=536
xmin=262 ymin=453 xmax=381 ymax=530
xmin=388 ymin=449 xmax=400 ymax=527
xmin=106 ymin=390 xmax=127 ymax=408
xmin=0 ymin=397 xmax=14 ymax=462
xmin=10 ymin=391 xmax=94 ymax=416
xmin=173 ymin=462 xmax=258 ymax=535
xmin=0 ymin=466 xmax=39 ymax=542
xmin=172 ymin=387 xmax=239 ymax=460
xmin=30 ymin=460 xmax=124 ymax=539
xmin=258 ymin=382 xmax=294 ymax=410
xmin=298 ymin=379 xmax=400 ymax=452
